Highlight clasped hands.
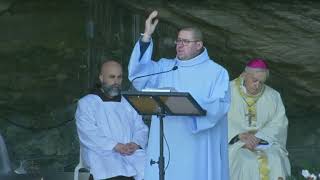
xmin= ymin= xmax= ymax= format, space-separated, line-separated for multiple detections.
xmin=114 ymin=142 xmax=140 ymax=156
xmin=239 ymin=132 xmax=261 ymax=151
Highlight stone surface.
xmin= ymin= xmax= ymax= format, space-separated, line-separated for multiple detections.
xmin=0 ymin=0 xmax=86 ymax=173
xmin=0 ymin=0 xmax=319 ymax=177
xmin=167 ymin=1 xmax=320 ymax=115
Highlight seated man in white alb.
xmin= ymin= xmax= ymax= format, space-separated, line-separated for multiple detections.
xmin=75 ymin=60 xmax=148 ymax=180
xmin=228 ymin=59 xmax=291 ymax=180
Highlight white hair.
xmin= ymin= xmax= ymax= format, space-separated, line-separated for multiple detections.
xmin=244 ymin=67 xmax=269 ymax=82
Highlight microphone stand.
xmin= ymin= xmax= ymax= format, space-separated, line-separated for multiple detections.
xmin=128 ymin=66 xmax=178 ymax=91
xmin=127 ymin=66 xmax=178 ymax=180
xmin=150 ymin=103 xmax=166 ymax=180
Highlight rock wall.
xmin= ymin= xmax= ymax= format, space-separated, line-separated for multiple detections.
xmin=0 ymin=0 xmax=87 ymax=172
xmin=0 ymin=0 xmax=319 ymax=176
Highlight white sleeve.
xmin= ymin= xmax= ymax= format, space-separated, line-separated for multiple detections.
xmin=128 ymin=40 xmax=161 ymax=90
xmin=191 ymin=69 xmax=231 ymax=133
xmin=131 ymin=111 xmax=149 ymax=150
xmin=75 ymin=97 xmax=118 ymax=153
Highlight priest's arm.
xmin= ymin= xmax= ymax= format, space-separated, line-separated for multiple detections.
xmin=191 ymin=68 xmax=231 ymax=133
xmin=128 ymin=39 xmax=172 ymax=90
xmin=131 ymin=107 xmax=149 ymax=150
xmin=255 ymin=92 xmax=289 ymax=149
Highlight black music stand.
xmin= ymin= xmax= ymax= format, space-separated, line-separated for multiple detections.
xmin=121 ymin=91 xmax=206 ymax=180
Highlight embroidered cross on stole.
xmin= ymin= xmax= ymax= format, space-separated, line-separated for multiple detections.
xmin=235 ymin=77 xmax=269 ymax=180
xmin=235 ymin=77 xmax=264 ymax=127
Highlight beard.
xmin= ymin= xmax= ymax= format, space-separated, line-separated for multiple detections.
xmin=101 ymin=83 xmax=121 ymax=97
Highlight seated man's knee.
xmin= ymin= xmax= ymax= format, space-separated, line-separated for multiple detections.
xmin=237 ymin=149 xmax=258 ymax=165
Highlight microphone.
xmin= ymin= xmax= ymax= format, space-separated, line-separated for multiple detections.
xmin=128 ymin=65 xmax=178 ymax=91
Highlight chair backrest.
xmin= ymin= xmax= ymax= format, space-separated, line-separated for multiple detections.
xmin=74 ymin=148 xmax=89 ymax=180
xmin=0 ymin=133 xmax=12 ymax=175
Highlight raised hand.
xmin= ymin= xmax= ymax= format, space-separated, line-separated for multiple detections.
xmin=142 ymin=10 xmax=159 ymax=42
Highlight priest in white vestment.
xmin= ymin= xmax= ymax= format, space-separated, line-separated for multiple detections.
xmin=75 ymin=60 xmax=148 ymax=180
xmin=129 ymin=11 xmax=230 ymax=180
xmin=228 ymin=59 xmax=291 ymax=180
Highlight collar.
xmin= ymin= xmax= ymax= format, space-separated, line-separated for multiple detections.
xmin=90 ymin=88 xmax=121 ymax=102
xmin=175 ymin=48 xmax=210 ymax=67
xmin=236 ymin=76 xmax=265 ymax=98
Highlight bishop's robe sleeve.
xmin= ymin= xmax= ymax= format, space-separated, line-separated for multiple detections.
xmin=131 ymin=110 xmax=149 ymax=150
xmin=255 ymin=92 xmax=288 ymax=149
xmin=75 ymin=98 xmax=118 ymax=153
xmin=128 ymin=40 xmax=161 ymax=90
xmin=192 ymin=68 xmax=231 ymax=133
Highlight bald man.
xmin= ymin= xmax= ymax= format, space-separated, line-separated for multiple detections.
xmin=76 ymin=60 xmax=148 ymax=180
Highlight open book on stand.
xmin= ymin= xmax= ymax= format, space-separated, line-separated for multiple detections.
xmin=141 ymin=88 xmax=176 ymax=92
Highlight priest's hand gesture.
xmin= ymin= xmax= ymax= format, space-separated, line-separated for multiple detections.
xmin=126 ymin=142 xmax=140 ymax=155
xmin=114 ymin=142 xmax=140 ymax=156
xmin=114 ymin=143 xmax=130 ymax=155
xmin=239 ymin=132 xmax=260 ymax=150
xmin=142 ymin=10 xmax=159 ymax=42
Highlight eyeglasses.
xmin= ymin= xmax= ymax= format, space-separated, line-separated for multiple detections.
xmin=174 ymin=38 xmax=199 ymax=45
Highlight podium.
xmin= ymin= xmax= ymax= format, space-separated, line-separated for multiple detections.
xmin=121 ymin=91 xmax=206 ymax=180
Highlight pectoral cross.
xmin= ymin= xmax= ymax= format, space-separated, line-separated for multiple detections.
xmin=245 ymin=111 xmax=255 ymax=126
